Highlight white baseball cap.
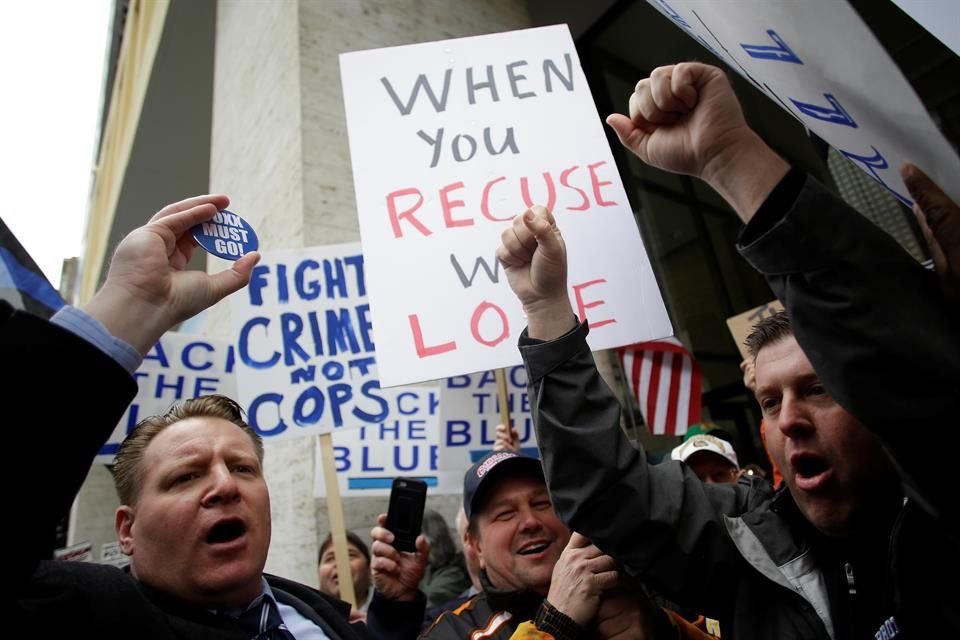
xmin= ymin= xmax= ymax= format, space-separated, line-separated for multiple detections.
xmin=671 ymin=434 xmax=739 ymax=468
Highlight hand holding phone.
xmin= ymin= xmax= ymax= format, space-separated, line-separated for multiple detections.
xmin=384 ymin=477 xmax=427 ymax=553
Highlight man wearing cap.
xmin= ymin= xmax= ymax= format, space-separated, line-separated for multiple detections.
xmin=670 ymin=434 xmax=739 ymax=485
xmin=372 ymin=452 xmax=715 ymax=640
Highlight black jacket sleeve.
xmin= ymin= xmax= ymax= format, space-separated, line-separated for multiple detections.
xmin=738 ymin=172 xmax=960 ymax=527
xmin=520 ymin=321 xmax=771 ymax=616
xmin=2 ymin=301 xmax=138 ymax=585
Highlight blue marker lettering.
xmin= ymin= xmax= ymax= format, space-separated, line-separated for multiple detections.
xmin=155 ymin=373 xmax=185 ymax=399
xmin=839 ymin=146 xmax=912 ymax=206
xmin=740 ymin=30 xmax=802 ymax=64
xmin=144 ymin=341 xmax=170 ymax=368
xmin=248 ymin=393 xmax=288 ymax=436
xmin=193 ymin=376 xmax=219 ymax=396
xmin=293 ymin=387 xmax=325 ymax=426
xmin=334 ymin=446 xmax=350 ymax=472
xmin=295 ymin=259 xmax=321 ymax=300
xmin=181 ymin=341 xmax=214 ymax=371
xmin=446 ymin=420 xmax=471 ymax=446
xmin=395 ymin=447 xmax=419 ymax=472
xmin=280 ymin=312 xmax=310 ymax=366
xmin=355 ymin=380 xmax=389 ymax=423
xmin=239 ymin=317 xmax=280 ymax=369
xmin=789 ymin=93 xmax=857 ymax=128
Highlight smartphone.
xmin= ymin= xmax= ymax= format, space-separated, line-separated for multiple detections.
xmin=385 ymin=477 xmax=428 ymax=553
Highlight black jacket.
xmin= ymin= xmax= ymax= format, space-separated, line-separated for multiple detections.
xmin=421 ymin=574 xmax=543 ymax=640
xmin=4 ymin=301 xmax=423 ymax=639
xmin=519 ymin=173 xmax=960 ymax=639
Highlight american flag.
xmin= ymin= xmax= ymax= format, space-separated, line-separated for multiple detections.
xmin=616 ymin=338 xmax=702 ymax=436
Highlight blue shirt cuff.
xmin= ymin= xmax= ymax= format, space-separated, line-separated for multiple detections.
xmin=51 ymin=306 xmax=144 ymax=374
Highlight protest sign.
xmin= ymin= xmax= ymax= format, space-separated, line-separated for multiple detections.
xmin=646 ymin=0 xmax=960 ymax=205
xmin=889 ymin=0 xmax=959 ymax=58
xmin=54 ymin=541 xmax=94 ymax=562
xmin=439 ymin=364 xmax=537 ymax=471
xmin=726 ymin=300 xmax=785 ymax=360
xmin=96 ymin=333 xmax=236 ymax=464
xmin=314 ymin=365 xmax=537 ymax=493
xmin=313 ymin=383 xmax=462 ymax=497
xmin=100 ymin=541 xmax=130 ymax=569
xmin=231 ymin=242 xmax=388 ymax=438
xmin=341 ymin=24 xmax=672 ymax=387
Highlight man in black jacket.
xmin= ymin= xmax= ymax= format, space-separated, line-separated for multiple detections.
xmin=8 ymin=195 xmax=422 ymax=639
xmin=496 ymin=62 xmax=960 ymax=638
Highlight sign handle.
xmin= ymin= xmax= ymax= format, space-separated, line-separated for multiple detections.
xmin=495 ymin=368 xmax=512 ymax=431
xmin=318 ymin=432 xmax=357 ymax=608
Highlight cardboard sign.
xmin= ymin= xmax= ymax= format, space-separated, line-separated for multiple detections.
xmin=646 ymin=0 xmax=960 ymax=205
xmin=438 ymin=364 xmax=538 ymax=471
xmin=725 ymin=300 xmax=785 ymax=360
xmin=96 ymin=333 xmax=237 ymax=463
xmin=341 ymin=24 xmax=671 ymax=387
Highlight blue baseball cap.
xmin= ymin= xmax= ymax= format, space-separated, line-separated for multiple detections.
xmin=463 ymin=451 xmax=544 ymax=520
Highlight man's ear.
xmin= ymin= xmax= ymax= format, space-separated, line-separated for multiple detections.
xmin=465 ymin=529 xmax=484 ymax=569
xmin=116 ymin=505 xmax=135 ymax=555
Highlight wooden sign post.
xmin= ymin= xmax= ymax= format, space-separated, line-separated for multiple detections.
xmin=318 ymin=432 xmax=357 ymax=608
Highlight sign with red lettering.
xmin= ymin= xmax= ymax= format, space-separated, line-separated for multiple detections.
xmin=340 ymin=25 xmax=672 ymax=387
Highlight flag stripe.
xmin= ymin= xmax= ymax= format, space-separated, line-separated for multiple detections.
xmin=664 ymin=354 xmax=682 ymax=435
xmin=618 ymin=338 xmax=703 ymax=436
xmin=675 ymin=355 xmax=693 ymax=435
xmin=646 ymin=351 xmax=664 ymax=431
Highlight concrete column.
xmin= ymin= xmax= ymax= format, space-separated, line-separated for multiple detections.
xmin=209 ymin=0 xmax=530 ymax=587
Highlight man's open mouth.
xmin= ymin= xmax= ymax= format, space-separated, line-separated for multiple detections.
xmin=791 ymin=453 xmax=832 ymax=491
xmin=206 ymin=519 xmax=247 ymax=544
xmin=517 ymin=541 xmax=549 ymax=556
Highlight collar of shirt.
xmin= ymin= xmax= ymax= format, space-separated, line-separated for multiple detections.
xmin=219 ymin=579 xmax=332 ymax=640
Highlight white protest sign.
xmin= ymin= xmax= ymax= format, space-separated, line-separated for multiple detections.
xmin=439 ymin=364 xmax=538 ymax=471
xmin=341 ymin=24 xmax=672 ymax=387
xmin=312 ymin=384 xmax=458 ymax=497
xmin=890 ymin=0 xmax=960 ymax=58
xmin=100 ymin=541 xmax=131 ymax=569
xmin=646 ymin=0 xmax=960 ymax=205
xmin=96 ymin=333 xmax=236 ymax=463
xmin=54 ymin=541 xmax=94 ymax=562
xmin=234 ymin=243 xmax=444 ymax=440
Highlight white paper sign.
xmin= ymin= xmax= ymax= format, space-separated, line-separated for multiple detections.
xmin=54 ymin=541 xmax=94 ymax=562
xmin=96 ymin=333 xmax=237 ymax=463
xmin=890 ymin=0 xmax=960 ymax=58
xmin=311 ymin=385 xmax=459 ymax=497
xmin=231 ymin=243 xmax=389 ymax=438
xmin=438 ymin=364 xmax=538 ymax=471
xmin=341 ymin=25 xmax=672 ymax=387
xmin=646 ymin=0 xmax=960 ymax=205
xmin=100 ymin=541 xmax=131 ymax=568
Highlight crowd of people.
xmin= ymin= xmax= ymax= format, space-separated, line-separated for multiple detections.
xmin=7 ymin=60 xmax=959 ymax=640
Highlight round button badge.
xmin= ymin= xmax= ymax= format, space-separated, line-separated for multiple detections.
xmin=191 ymin=209 xmax=259 ymax=260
